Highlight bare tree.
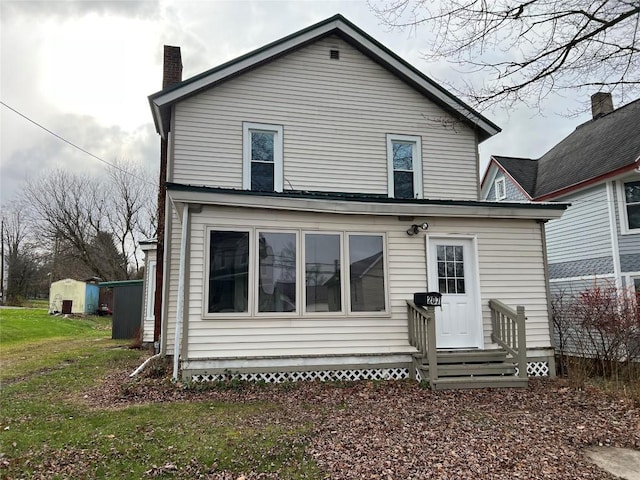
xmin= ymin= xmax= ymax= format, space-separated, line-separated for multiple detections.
xmin=24 ymin=163 xmax=156 ymax=281
xmin=371 ymin=0 xmax=640 ymax=109
xmin=1 ymin=200 xmax=43 ymax=303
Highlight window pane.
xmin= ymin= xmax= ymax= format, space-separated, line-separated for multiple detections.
xmin=258 ymin=232 xmax=296 ymax=312
xmin=349 ymin=235 xmax=385 ymax=312
xmin=437 ymin=246 xmax=445 ymax=261
xmin=392 ymin=142 xmax=413 ymax=170
xmin=627 ymin=204 xmax=640 ymax=229
xmin=209 ymin=231 xmax=249 ymax=313
xmin=436 ymin=243 xmax=466 ymax=295
xmin=394 ymin=171 xmax=414 ymax=199
xmin=624 ymin=181 xmax=640 ymax=203
xmin=251 ymin=162 xmax=274 ymax=191
xmin=251 ymin=131 xmax=274 ymax=162
xmin=305 ymin=234 xmax=341 ymax=312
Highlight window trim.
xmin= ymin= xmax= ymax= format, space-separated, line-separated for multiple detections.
xmin=203 ymin=227 xmax=391 ymax=319
xmin=203 ymin=226 xmax=254 ymax=318
xmin=242 ymin=122 xmax=284 ymax=193
xmin=494 ymin=177 xmax=506 ymax=201
xmin=386 ymin=134 xmax=423 ymax=199
xmin=302 ymin=231 xmax=345 ymax=316
xmin=145 ymin=260 xmax=157 ymax=321
xmin=254 ymin=229 xmax=300 ymax=317
xmin=617 ymin=178 xmax=640 ymax=235
xmin=346 ymin=232 xmax=389 ymax=315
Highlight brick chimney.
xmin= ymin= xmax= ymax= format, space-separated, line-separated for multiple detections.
xmin=154 ymin=45 xmax=182 ymax=351
xmin=591 ymin=92 xmax=614 ymax=119
xmin=162 ymin=45 xmax=182 ymax=89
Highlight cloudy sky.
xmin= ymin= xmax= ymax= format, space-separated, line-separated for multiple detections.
xmin=1 ymin=0 xmax=604 ymax=205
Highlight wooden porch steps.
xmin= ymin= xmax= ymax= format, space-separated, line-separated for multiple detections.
xmin=415 ymin=349 xmax=528 ymax=390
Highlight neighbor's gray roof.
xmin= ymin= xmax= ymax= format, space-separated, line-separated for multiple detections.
xmin=496 ymin=98 xmax=640 ymax=199
xmin=492 ymin=156 xmax=538 ymax=197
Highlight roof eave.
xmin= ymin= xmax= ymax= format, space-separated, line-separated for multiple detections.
xmin=535 ymin=161 xmax=640 ymax=201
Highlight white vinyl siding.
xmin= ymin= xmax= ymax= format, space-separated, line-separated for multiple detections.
xmin=171 ymin=35 xmax=479 ymax=200
xmin=545 ymin=186 xmax=613 ymax=264
xmin=162 ymin=205 xmax=553 ymax=359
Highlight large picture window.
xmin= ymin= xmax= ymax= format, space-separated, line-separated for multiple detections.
xmin=258 ymin=232 xmax=297 ymax=313
xmin=208 ymin=231 xmax=249 ymax=313
xmin=305 ymin=234 xmax=342 ymax=312
xmin=349 ymin=235 xmax=386 ymax=312
xmin=206 ymin=230 xmax=387 ymax=316
xmin=243 ymin=122 xmax=283 ymax=192
xmin=387 ymin=134 xmax=423 ymax=199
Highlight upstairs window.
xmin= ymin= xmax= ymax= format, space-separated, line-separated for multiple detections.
xmin=387 ymin=134 xmax=423 ymax=199
xmin=623 ymin=180 xmax=640 ymax=232
xmin=243 ymin=122 xmax=283 ymax=192
xmin=495 ymin=177 xmax=506 ymax=200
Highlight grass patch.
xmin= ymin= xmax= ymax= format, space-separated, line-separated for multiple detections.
xmin=0 ymin=309 xmax=321 ymax=479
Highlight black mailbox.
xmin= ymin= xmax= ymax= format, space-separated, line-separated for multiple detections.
xmin=414 ymin=292 xmax=442 ymax=307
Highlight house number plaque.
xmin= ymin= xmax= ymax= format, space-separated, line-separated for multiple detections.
xmin=413 ymin=292 xmax=442 ymax=307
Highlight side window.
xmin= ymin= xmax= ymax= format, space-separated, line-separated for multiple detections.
xmin=495 ymin=177 xmax=506 ymax=201
xmin=387 ymin=134 xmax=423 ymax=199
xmin=243 ymin=122 xmax=283 ymax=192
xmin=208 ymin=230 xmax=249 ymax=313
xmin=348 ymin=234 xmax=386 ymax=312
xmin=622 ymin=180 xmax=640 ymax=232
xmin=257 ymin=232 xmax=297 ymax=313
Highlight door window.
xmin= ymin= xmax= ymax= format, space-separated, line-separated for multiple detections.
xmin=436 ymin=245 xmax=465 ymax=294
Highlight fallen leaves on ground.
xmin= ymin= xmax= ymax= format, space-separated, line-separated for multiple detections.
xmin=70 ymin=363 xmax=640 ymax=479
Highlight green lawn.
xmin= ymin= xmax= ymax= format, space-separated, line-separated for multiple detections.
xmin=0 ymin=309 xmax=319 ymax=479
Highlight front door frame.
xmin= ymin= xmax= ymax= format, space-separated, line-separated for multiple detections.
xmin=425 ymin=234 xmax=484 ymax=349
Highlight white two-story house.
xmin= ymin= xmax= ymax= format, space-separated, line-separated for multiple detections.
xmin=148 ymin=15 xmax=566 ymax=389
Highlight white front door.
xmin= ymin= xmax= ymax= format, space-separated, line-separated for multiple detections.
xmin=427 ymin=236 xmax=482 ymax=349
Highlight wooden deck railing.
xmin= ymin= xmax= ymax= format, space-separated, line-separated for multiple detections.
xmin=489 ymin=299 xmax=527 ymax=379
xmin=407 ymin=301 xmax=438 ymax=384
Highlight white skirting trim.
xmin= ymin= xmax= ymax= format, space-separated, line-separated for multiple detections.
xmin=192 ymin=367 xmax=410 ymax=383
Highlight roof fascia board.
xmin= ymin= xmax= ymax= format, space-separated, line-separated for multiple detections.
xmin=167 ymin=188 xmax=566 ymax=221
xmin=535 ymin=161 xmax=639 ymax=201
xmin=149 ymin=16 xmax=500 ymax=140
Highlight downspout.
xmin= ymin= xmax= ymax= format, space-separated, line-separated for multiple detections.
xmin=172 ymin=203 xmax=190 ymax=381
xmin=539 ymin=219 xmax=556 ymax=378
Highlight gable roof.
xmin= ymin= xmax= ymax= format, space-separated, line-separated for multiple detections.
xmin=149 ymin=14 xmax=500 ymax=141
xmin=491 ymin=156 xmax=538 ymax=197
xmin=490 ymin=98 xmax=640 ymax=200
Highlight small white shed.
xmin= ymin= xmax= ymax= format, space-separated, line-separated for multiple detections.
xmin=49 ymin=278 xmax=99 ymax=314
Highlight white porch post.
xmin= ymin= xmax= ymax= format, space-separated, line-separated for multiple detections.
xmin=172 ymin=203 xmax=190 ymax=381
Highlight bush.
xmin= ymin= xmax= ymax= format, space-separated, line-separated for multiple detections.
xmin=554 ymin=281 xmax=640 ymax=386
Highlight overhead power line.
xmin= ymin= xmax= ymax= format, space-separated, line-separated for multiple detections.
xmin=1 ymin=101 xmax=155 ymax=186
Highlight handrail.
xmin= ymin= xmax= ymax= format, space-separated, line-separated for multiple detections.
xmin=489 ymin=299 xmax=527 ymax=379
xmin=407 ymin=301 xmax=438 ymax=385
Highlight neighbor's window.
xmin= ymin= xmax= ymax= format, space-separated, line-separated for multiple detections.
xmin=387 ymin=134 xmax=423 ymax=199
xmin=495 ymin=177 xmax=506 ymax=200
xmin=305 ymin=233 xmax=342 ymax=312
xmin=243 ymin=122 xmax=283 ymax=192
xmin=258 ymin=232 xmax=297 ymax=313
xmin=208 ymin=231 xmax=249 ymax=313
xmin=623 ymin=180 xmax=640 ymax=231
xmin=349 ymin=234 xmax=386 ymax=312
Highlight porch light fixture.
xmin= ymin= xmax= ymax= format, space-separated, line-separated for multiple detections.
xmin=406 ymin=222 xmax=429 ymax=236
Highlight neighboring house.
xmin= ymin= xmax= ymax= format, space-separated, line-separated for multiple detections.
xmin=481 ymin=94 xmax=640 ymax=298
xmin=148 ymin=14 xmax=567 ymax=387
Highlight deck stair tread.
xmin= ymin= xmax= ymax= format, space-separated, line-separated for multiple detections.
xmin=430 ymin=376 xmax=528 ymax=390
xmin=419 ymin=362 xmax=516 ymax=377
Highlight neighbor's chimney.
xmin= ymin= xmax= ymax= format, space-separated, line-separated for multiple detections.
xmin=591 ymin=92 xmax=614 ymax=119
xmin=163 ymin=45 xmax=182 ymax=89
xmin=154 ymin=45 xmax=183 ymax=352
